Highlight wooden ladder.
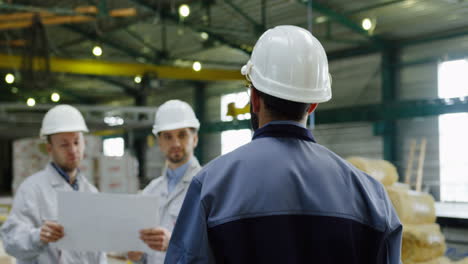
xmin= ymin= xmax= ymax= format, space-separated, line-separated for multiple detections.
xmin=404 ymin=138 xmax=427 ymax=192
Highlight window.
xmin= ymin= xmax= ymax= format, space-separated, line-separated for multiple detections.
xmin=221 ymin=129 xmax=252 ymax=154
xmin=438 ymin=59 xmax=468 ymax=202
xmin=220 ymin=91 xmax=252 ymax=154
xmin=103 ymin=137 xmax=125 ymax=157
xmin=220 ymin=91 xmax=251 ymax=121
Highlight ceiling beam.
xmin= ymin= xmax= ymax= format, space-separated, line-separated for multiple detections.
xmin=223 ymin=0 xmax=262 ymax=33
xmin=57 ymin=14 xmax=154 ymax=50
xmin=129 ymin=0 xmax=251 ymax=55
xmin=344 ymin=0 xmax=406 ymax=15
xmin=62 ymin=24 xmax=155 ymax=62
xmin=0 ymin=53 xmax=243 ymax=81
xmin=298 ymin=0 xmax=386 ymax=48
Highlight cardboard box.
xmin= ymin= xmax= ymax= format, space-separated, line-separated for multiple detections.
xmin=97 ymin=153 xmax=139 ymax=194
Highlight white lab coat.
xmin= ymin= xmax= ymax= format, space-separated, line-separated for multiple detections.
xmin=140 ymin=157 xmax=201 ymax=264
xmin=1 ymin=163 xmax=107 ymax=264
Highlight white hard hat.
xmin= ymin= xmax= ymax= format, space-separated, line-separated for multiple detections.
xmin=40 ymin=104 xmax=89 ymax=138
xmin=241 ymin=25 xmax=332 ymax=103
xmin=152 ymin=100 xmax=200 ymax=135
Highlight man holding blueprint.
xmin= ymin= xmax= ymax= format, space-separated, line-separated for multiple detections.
xmin=1 ymin=105 xmax=107 ymax=264
xmin=128 ymin=100 xmax=202 ymax=264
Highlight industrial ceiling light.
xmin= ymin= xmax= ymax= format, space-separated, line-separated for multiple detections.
xmin=134 ymin=75 xmax=142 ymax=83
xmin=104 ymin=116 xmax=124 ymax=126
xmin=5 ymin=73 xmax=15 ymax=84
xmin=315 ymin=16 xmax=327 ymax=24
xmin=92 ymin=45 xmax=103 ymax=57
xmin=179 ymin=4 xmax=190 ymax=18
xmin=192 ymin=61 xmax=202 ymax=72
xmin=51 ymin=92 xmax=60 ymax=102
xmin=200 ymin=32 xmax=209 ymax=40
xmin=26 ymin=98 xmax=36 ymax=107
xmin=362 ymin=18 xmax=372 ymax=30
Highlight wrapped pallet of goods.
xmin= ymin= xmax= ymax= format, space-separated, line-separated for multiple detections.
xmin=98 ymin=153 xmax=139 ymax=194
xmin=402 ymin=224 xmax=446 ymax=263
xmin=386 ymin=185 xmax=436 ymax=225
xmin=346 ymin=156 xmax=398 ymax=186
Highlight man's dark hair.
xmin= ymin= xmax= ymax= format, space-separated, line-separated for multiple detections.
xmin=254 ymin=87 xmax=310 ymax=121
xmin=46 ymin=135 xmax=52 ymax=144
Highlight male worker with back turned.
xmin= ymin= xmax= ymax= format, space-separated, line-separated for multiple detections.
xmin=128 ymin=100 xmax=202 ymax=264
xmin=164 ymin=25 xmax=403 ymax=264
xmin=1 ymin=104 xmax=107 ymax=264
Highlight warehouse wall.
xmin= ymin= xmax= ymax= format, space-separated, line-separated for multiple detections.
xmin=396 ymin=34 xmax=468 ymax=200
xmin=397 ymin=59 xmax=440 ymax=198
xmin=312 ymin=53 xmax=383 ymax=161
xmin=323 ymin=53 xmax=382 ymax=109
xmin=313 ymin=122 xmax=383 ymax=160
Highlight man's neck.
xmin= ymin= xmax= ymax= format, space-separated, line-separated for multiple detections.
xmin=167 ymin=157 xmax=191 ymax=170
xmin=258 ymin=112 xmax=307 ymax=128
xmin=68 ymin=171 xmax=77 ymax=184
xmin=52 ymin=162 xmax=78 ymax=184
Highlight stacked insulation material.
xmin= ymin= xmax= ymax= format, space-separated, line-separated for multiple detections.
xmin=405 ymin=257 xmax=451 ymax=264
xmin=401 ymin=224 xmax=446 ymax=263
xmin=405 ymin=256 xmax=468 ymax=264
xmin=346 ymin=157 xmax=446 ymax=264
xmin=386 ymin=184 xmax=447 ymax=264
xmin=346 ymin=156 xmax=398 ymax=186
xmin=386 ymin=185 xmax=436 ymax=225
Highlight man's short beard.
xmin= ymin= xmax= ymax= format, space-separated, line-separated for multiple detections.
xmin=250 ymin=103 xmax=259 ymax=131
xmin=56 ymin=162 xmax=79 ymax=174
xmin=168 ymin=154 xmax=186 ymax=164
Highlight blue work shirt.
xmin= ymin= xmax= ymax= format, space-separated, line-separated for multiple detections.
xmin=165 ymin=122 xmax=403 ymax=264
xmin=50 ymin=162 xmax=79 ymax=191
xmin=166 ymin=160 xmax=190 ymax=194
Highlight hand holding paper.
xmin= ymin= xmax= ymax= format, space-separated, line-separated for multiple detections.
xmin=40 ymin=221 xmax=64 ymax=243
xmin=140 ymin=227 xmax=171 ymax=251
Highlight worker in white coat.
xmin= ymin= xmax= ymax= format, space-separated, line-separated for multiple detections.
xmin=128 ymin=100 xmax=202 ymax=264
xmin=1 ymin=105 xmax=107 ymax=264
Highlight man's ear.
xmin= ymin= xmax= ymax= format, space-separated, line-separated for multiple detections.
xmin=193 ymin=133 xmax=199 ymax=148
xmin=46 ymin=142 xmax=52 ymax=154
xmin=307 ymin=103 xmax=318 ymax=114
xmin=250 ymin=88 xmax=261 ymax=113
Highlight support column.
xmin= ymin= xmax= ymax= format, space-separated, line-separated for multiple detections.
xmin=381 ymin=46 xmax=399 ymax=166
xmin=194 ymin=82 xmax=206 ymax=164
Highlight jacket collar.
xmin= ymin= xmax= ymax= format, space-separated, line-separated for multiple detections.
xmin=252 ymin=123 xmax=316 ymax=142
xmin=161 ymin=157 xmax=200 ymax=184
xmin=161 ymin=157 xmax=201 ymax=203
xmin=45 ymin=162 xmax=84 ymax=189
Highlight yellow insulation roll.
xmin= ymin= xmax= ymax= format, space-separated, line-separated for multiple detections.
xmin=402 ymin=224 xmax=446 ymax=263
xmin=346 ymin=156 xmax=398 ymax=186
xmin=386 ymin=185 xmax=436 ymax=225
xmin=404 ymin=256 xmax=451 ymax=264
xmin=391 ymin=182 xmax=411 ymax=190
